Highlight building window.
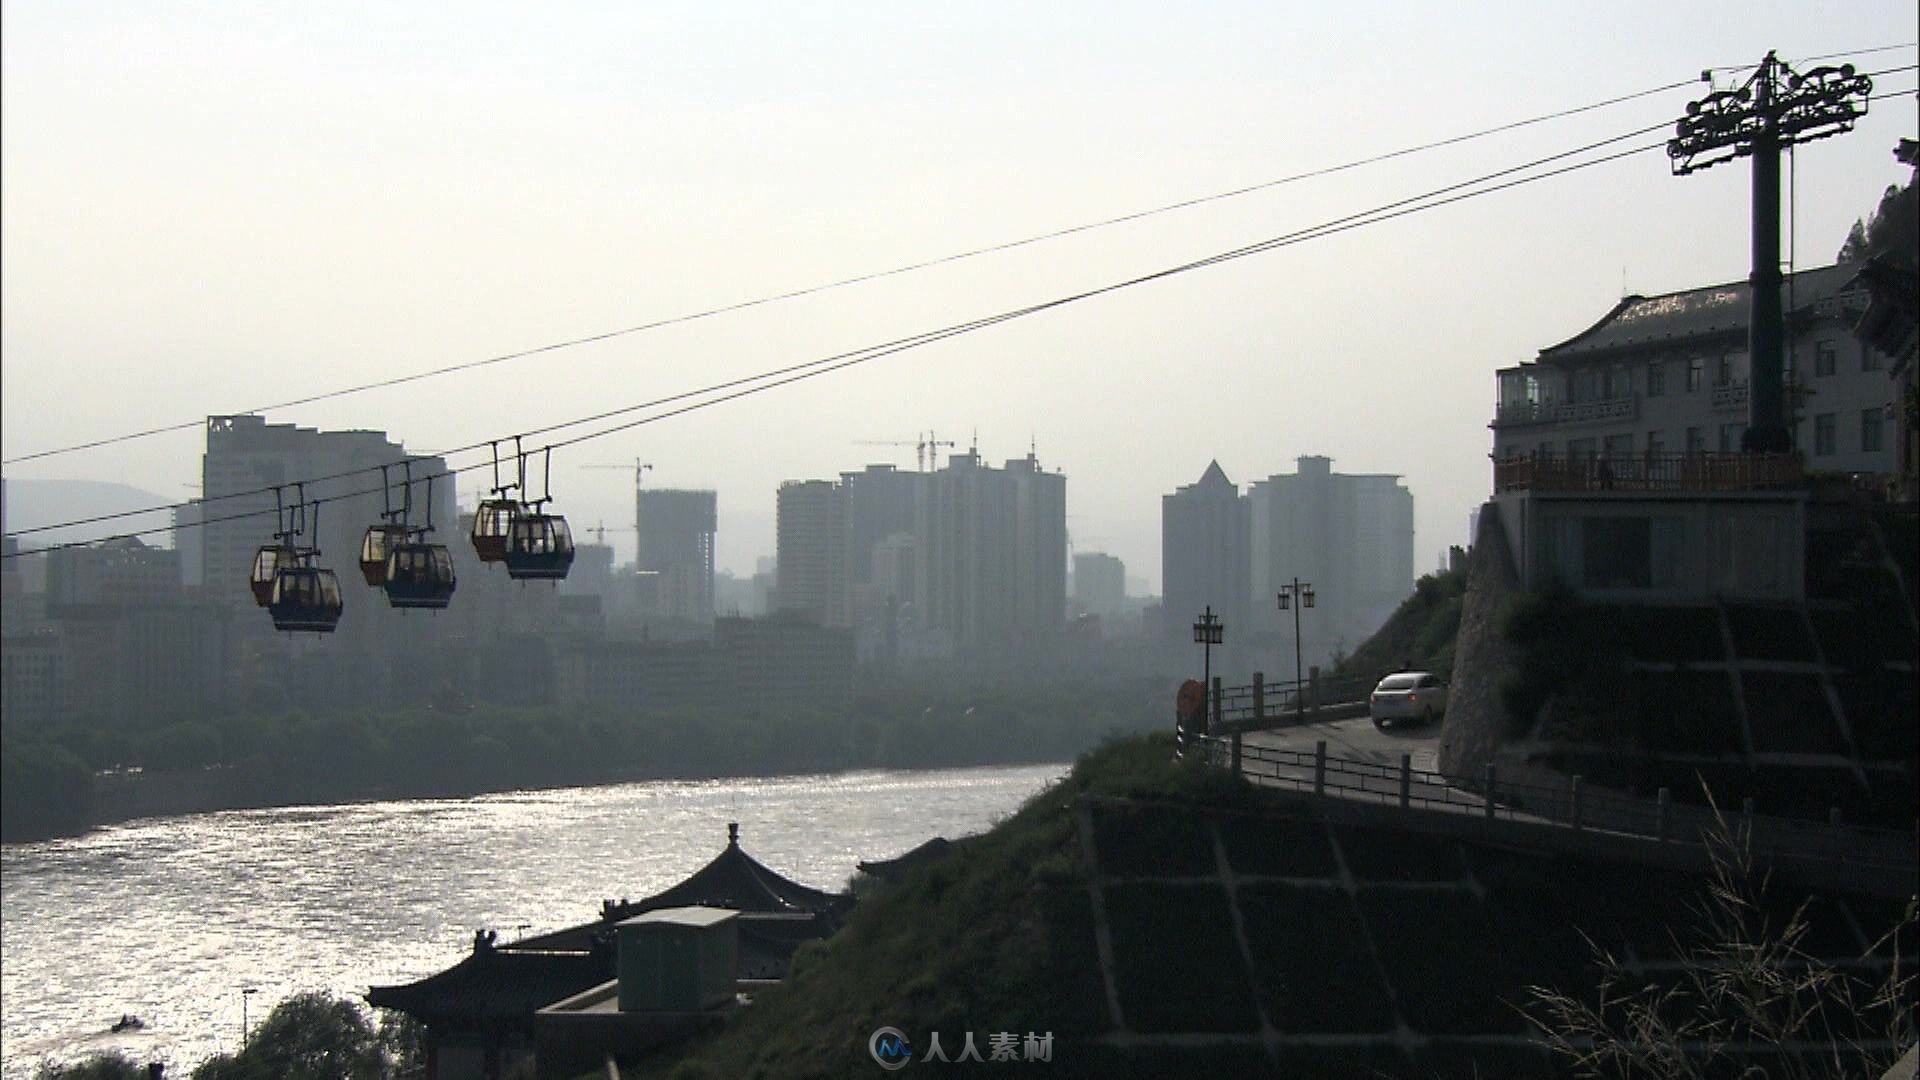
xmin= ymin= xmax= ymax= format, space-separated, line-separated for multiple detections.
xmin=1567 ymin=437 xmax=1597 ymax=461
xmin=1815 ymin=341 xmax=1837 ymax=377
xmin=1687 ymin=356 xmax=1704 ymax=392
xmin=1538 ymin=441 xmax=1555 ymax=459
xmin=1863 ymin=346 xmax=1883 ymax=373
xmin=1575 ymin=369 xmax=1598 ymax=403
xmin=1719 ymin=423 xmax=1745 ymax=452
xmin=1862 ymin=408 xmax=1884 ymax=453
xmin=1646 ymin=431 xmax=1665 ymax=456
xmin=1685 ymin=426 xmax=1705 ymax=453
xmin=1603 ymin=434 xmax=1634 ymax=459
xmin=1647 ymin=362 xmax=1665 ymax=397
xmin=1608 ymin=366 xmax=1630 ymax=398
xmin=1814 ymin=413 xmax=1836 ymax=456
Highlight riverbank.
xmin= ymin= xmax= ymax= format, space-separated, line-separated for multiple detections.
xmin=28 ymin=745 xmax=1092 ymax=843
xmin=3 ymin=693 xmax=1167 ymax=843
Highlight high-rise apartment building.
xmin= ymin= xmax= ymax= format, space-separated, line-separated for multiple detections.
xmin=773 ymin=449 xmax=1066 ymax=656
xmin=774 ymin=480 xmax=850 ymax=627
xmin=1161 ymin=461 xmax=1250 ymax=643
xmin=635 ymin=489 xmax=717 ymax=623
xmin=197 ymin=415 xmax=453 ymax=624
xmin=841 ymin=464 xmax=922 ymax=590
xmin=1248 ymin=456 xmax=1414 ymax=670
xmin=917 ymin=451 xmax=1066 ymax=652
xmin=1072 ymin=552 xmax=1126 ymax=617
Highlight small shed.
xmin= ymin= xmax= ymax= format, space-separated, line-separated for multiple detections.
xmin=616 ymin=906 xmax=738 ymax=1012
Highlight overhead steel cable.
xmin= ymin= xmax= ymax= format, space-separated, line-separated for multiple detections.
xmin=6 ymin=122 xmax=1672 ymax=555
xmin=2 ymin=76 xmax=1704 ymax=468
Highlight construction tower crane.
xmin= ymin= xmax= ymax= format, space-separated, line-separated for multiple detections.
xmin=582 ymin=459 xmax=654 ymax=491
xmin=851 ymin=432 xmax=958 ymax=472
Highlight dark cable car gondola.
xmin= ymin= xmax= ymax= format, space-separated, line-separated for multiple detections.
xmin=384 ymin=469 xmax=457 ymax=610
xmin=359 ymin=465 xmax=408 ymax=587
xmin=270 ymin=557 xmax=345 ymax=633
xmin=265 ymin=495 xmax=344 ymax=634
xmin=503 ymin=446 xmax=575 ymax=581
xmin=471 ymin=439 xmax=521 ymax=564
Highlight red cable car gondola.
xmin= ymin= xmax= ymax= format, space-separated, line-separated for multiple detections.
xmin=249 ymin=542 xmax=296 ymax=606
xmin=471 ymin=439 xmax=521 ymax=564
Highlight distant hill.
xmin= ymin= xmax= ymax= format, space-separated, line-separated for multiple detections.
xmin=3 ymin=477 xmax=180 ymax=550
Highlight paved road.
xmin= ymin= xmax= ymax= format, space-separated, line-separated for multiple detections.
xmin=1233 ymin=714 xmax=1482 ymax=813
xmin=1242 ymin=713 xmax=1441 ymax=770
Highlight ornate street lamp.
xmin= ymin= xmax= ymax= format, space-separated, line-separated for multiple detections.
xmin=1192 ymin=606 xmax=1224 ymax=699
xmin=1277 ymin=579 xmax=1316 ymax=721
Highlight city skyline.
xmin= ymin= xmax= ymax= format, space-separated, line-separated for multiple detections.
xmin=3 ymin=5 xmax=1916 ymax=593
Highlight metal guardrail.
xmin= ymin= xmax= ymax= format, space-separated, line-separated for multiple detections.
xmin=1492 ymin=451 xmax=1804 ymax=494
xmin=1202 ymin=672 xmax=1378 ymax=735
xmin=1191 ymin=735 xmax=1916 ymax=874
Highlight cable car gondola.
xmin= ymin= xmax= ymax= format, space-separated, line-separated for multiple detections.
xmin=383 ymin=473 xmax=456 ymax=609
xmin=360 ymin=466 xmax=410 ymax=587
xmin=471 ymin=439 xmax=521 ymax=564
xmin=269 ymin=558 xmax=345 ymax=632
xmin=259 ymin=494 xmax=344 ymax=634
xmin=386 ymin=540 xmax=457 ymax=608
xmin=249 ymin=542 xmax=296 ymax=606
xmin=360 ymin=523 xmax=408 ymax=586
xmin=504 ymin=512 xmax=574 ymax=580
xmin=500 ymin=446 xmax=574 ymax=581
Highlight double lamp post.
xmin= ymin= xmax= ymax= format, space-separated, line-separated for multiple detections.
xmin=1192 ymin=578 xmax=1316 ymax=725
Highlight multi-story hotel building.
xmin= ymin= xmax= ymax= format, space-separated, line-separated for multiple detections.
xmin=1492 ymin=263 xmax=1900 ymax=475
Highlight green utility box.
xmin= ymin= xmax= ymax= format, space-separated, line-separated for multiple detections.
xmin=615 ymin=907 xmax=739 ymax=1012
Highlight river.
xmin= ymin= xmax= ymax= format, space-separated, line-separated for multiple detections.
xmin=0 ymin=762 xmax=1067 ymax=1078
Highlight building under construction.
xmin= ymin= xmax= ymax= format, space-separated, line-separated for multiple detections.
xmin=636 ymin=489 xmax=717 ymax=623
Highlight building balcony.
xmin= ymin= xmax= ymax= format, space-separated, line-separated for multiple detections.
xmin=1492 ymin=394 xmax=1637 ymax=429
xmin=1493 ymin=451 xmax=1804 ymax=494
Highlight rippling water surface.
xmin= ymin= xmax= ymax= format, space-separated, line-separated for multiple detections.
xmin=1 ymin=763 xmax=1065 ymax=1077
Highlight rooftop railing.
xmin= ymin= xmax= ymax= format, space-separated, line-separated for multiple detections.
xmin=1494 ymin=395 xmax=1637 ymax=428
xmin=1493 ymin=451 xmax=1803 ymax=494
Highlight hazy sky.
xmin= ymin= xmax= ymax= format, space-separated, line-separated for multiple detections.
xmin=4 ymin=3 xmax=1915 ymax=590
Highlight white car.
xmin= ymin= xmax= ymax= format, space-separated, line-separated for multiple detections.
xmin=1369 ymin=671 xmax=1448 ymax=728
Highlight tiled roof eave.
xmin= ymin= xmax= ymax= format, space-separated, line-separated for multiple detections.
xmin=1536 ymin=325 xmax=1747 ymax=365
